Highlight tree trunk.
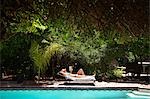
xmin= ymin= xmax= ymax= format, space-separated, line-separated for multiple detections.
xmin=37 ymin=70 xmax=40 ymax=85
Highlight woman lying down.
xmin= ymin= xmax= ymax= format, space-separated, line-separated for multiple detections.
xmin=59 ymin=68 xmax=95 ymax=79
xmin=59 ymin=68 xmax=86 ymax=78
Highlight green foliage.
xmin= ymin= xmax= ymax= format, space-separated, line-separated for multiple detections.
xmin=29 ymin=41 xmax=44 ymax=73
xmin=127 ymin=36 xmax=150 ymax=61
xmin=1 ymin=0 xmax=149 ymax=80
xmin=29 ymin=41 xmax=63 ymax=75
xmin=43 ymin=43 xmax=63 ymax=66
xmin=113 ymin=68 xmax=123 ymax=78
xmin=1 ymin=34 xmax=31 ymax=77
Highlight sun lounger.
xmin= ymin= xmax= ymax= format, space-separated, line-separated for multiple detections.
xmin=1 ymin=73 xmax=16 ymax=80
xmin=34 ymin=76 xmax=53 ymax=85
xmin=57 ymin=72 xmax=96 ymax=81
xmin=65 ymin=75 xmax=96 ymax=81
xmin=122 ymin=73 xmax=150 ymax=77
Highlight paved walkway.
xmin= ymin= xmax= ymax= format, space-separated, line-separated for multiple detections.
xmin=48 ymin=81 xmax=150 ymax=89
xmin=0 ymin=81 xmax=150 ymax=89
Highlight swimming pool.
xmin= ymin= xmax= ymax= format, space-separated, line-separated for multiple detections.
xmin=0 ymin=89 xmax=148 ymax=99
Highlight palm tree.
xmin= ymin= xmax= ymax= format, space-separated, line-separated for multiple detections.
xmin=29 ymin=40 xmax=63 ymax=83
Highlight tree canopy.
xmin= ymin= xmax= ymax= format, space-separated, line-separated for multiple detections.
xmin=1 ymin=0 xmax=149 ymax=40
xmin=1 ymin=0 xmax=149 ymax=79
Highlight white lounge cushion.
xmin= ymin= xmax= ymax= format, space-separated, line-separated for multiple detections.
xmin=65 ymin=75 xmax=96 ymax=81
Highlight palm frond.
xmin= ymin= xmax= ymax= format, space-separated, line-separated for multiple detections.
xmin=29 ymin=41 xmax=45 ymax=72
xmin=43 ymin=43 xmax=63 ymax=66
xmin=29 ymin=41 xmax=63 ymax=75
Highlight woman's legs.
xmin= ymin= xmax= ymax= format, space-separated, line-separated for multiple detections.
xmin=77 ymin=68 xmax=85 ymax=75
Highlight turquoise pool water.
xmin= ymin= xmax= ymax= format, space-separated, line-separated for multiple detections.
xmin=0 ymin=89 xmax=144 ymax=99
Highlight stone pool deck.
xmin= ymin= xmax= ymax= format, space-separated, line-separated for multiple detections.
xmin=0 ymin=81 xmax=150 ymax=90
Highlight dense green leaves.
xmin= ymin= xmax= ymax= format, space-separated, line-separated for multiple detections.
xmin=1 ymin=0 xmax=149 ymax=79
xmin=29 ymin=41 xmax=63 ymax=75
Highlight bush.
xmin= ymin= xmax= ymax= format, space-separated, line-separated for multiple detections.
xmin=113 ymin=68 xmax=123 ymax=78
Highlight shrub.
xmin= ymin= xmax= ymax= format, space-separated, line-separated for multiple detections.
xmin=113 ymin=68 xmax=123 ymax=78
